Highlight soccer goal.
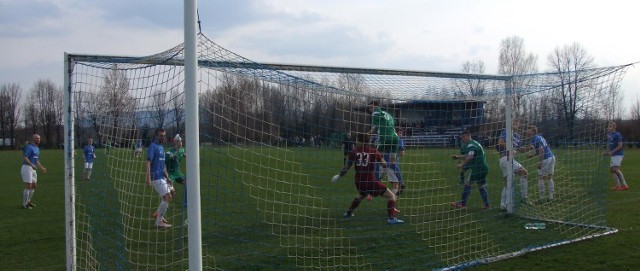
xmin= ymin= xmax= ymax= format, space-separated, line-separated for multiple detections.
xmin=64 ymin=31 xmax=632 ymax=270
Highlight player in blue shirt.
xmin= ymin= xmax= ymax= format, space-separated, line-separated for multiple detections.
xmin=604 ymin=122 xmax=628 ymax=191
xmin=21 ymin=134 xmax=46 ymax=209
xmin=526 ymin=126 xmax=556 ymax=201
xmin=146 ymin=129 xmax=174 ymax=228
xmin=497 ymin=120 xmax=532 ymax=209
xmin=82 ymin=138 xmax=96 ymax=180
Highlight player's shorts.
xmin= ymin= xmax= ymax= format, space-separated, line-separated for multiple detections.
xmin=465 ymin=168 xmax=488 ymax=186
xmin=84 ymin=162 xmax=93 ymax=169
xmin=376 ymin=135 xmax=399 ymax=154
xmin=21 ymin=164 xmax=37 ymax=183
xmin=499 ymin=156 xmax=523 ymax=177
xmin=355 ymin=180 xmax=388 ymax=197
xmin=152 ymin=178 xmax=171 ymax=197
xmin=170 ymin=172 xmax=186 ymax=184
xmin=135 ymin=147 xmax=142 ymax=152
xmin=610 ymin=155 xmax=623 ymax=168
xmin=538 ymin=156 xmax=556 ymax=176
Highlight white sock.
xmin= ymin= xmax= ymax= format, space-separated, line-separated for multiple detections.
xmin=538 ymin=178 xmax=546 ymax=199
xmin=617 ymin=171 xmax=628 ymax=186
xmin=156 ymin=201 xmax=169 ymax=225
xmin=500 ymin=187 xmax=507 ymax=207
xmin=23 ymin=189 xmax=29 ymax=206
xmin=548 ymin=179 xmax=555 ymax=200
xmin=612 ymin=173 xmax=621 ymax=186
xmin=28 ymin=189 xmax=35 ymax=202
xmin=520 ymin=177 xmax=528 ymax=198
xmin=87 ymin=169 xmax=93 ymax=179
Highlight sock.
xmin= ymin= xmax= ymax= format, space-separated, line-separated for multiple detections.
xmin=520 ymin=177 xmax=528 ymax=198
xmin=461 ymin=185 xmax=471 ymax=206
xmin=28 ymin=189 xmax=35 ymax=202
xmin=87 ymin=169 xmax=93 ymax=179
xmin=548 ymin=179 xmax=555 ymax=199
xmin=478 ymin=185 xmax=489 ymax=207
xmin=501 ymin=187 xmax=507 ymax=207
xmin=391 ymin=188 xmax=399 ymax=195
xmin=616 ymin=171 xmax=628 ymax=187
xmin=23 ymin=189 xmax=29 ymax=206
xmin=347 ymin=197 xmax=362 ymax=215
xmin=538 ymin=177 xmax=546 ymax=199
xmin=387 ymin=200 xmax=397 ymax=218
xmin=612 ymin=173 xmax=621 ymax=186
xmin=156 ymin=200 xmax=169 ymax=225
xmin=375 ymin=163 xmax=381 ymax=181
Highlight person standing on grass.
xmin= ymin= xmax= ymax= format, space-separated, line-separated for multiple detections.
xmin=154 ymin=134 xmax=187 ymax=224
xmin=146 ymin=128 xmax=174 ymax=228
xmin=331 ymin=133 xmax=404 ymax=225
xmin=450 ymin=129 xmax=490 ymax=209
xmin=82 ymin=138 xmax=96 ymax=180
xmin=21 ymin=134 xmax=46 ymax=209
xmin=497 ymin=120 xmax=533 ymax=209
xmin=367 ymin=100 xmax=402 ymax=195
xmin=526 ymin=126 xmax=556 ymax=201
xmin=604 ymin=122 xmax=629 ymax=191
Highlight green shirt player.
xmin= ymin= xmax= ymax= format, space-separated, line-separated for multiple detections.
xmin=450 ymin=129 xmax=490 ymax=209
xmin=367 ymin=100 xmax=401 ymax=195
xmin=166 ymin=141 xmax=186 ymax=184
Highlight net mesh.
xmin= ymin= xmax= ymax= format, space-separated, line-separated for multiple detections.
xmin=67 ymin=33 xmax=630 ymax=270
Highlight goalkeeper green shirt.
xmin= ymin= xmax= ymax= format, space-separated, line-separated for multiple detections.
xmin=462 ymin=139 xmax=488 ymax=172
xmin=371 ymin=107 xmax=397 ymax=137
xmin=165 ymin=147 xmax=185 ymax=179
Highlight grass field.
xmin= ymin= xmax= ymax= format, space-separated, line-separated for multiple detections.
xmin=1 ymin=147 xmax=640 ymax=270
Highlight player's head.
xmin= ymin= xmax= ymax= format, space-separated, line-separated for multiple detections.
xmin=367 ymin=100 xmax=380 ymax=113
xmin=396 ymin=127 xmax=404 ymax=136
xmin=608 ymin=122 xmax=617 ymax=132
xmin=356 ymin=133 xmax=370 ymax=146
xmin=460 ymin=129 xmax=472 ymax=143
xmin=32 ymin=134 xmax=41 ymax=146
xmin=87 ymin=137 xmax=93 ymax=144
xmin=155 ymin=128 xmax=166 ymax=143
xmin=526 ymin=125 xmax=538 ymax=136
xmin=174 ymin=139 xmax=183 ymax=148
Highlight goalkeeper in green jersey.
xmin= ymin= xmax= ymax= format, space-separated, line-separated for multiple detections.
xmin=367 ymin=101 xmax=402 ymax=195
xmin=450 ymin=129 xmax=490 ymax=209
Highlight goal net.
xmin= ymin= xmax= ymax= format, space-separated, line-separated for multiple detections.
xmin=65 ymin=33 xmax=631 ymax=270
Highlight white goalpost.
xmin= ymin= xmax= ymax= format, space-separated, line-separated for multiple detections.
xmin=64 ymin=6 xmax=633 ymax=270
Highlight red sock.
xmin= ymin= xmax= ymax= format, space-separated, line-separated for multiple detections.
xmin=387 ymin=200 xmax=397 ymax=218
xmin=348 ymin=197 xmax=362 ymax=213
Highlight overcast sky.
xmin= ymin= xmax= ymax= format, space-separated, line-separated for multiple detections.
xmin=2 ymin=0 xmax=639 ymax=115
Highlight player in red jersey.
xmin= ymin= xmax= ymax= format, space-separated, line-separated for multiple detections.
xmin=331 ymin=133 xmax=404 ymax=224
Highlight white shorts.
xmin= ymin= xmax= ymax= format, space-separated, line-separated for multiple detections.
xmin=84 ymin=162 xmax=93 ymax=169
xmin=21 ymin=164 xmax=37 ymax=183
xmin=610 ymin=155 xmax=623 ymax=168
xmin=135 ymin=148 xmax=142 ymax=152
xmin=538 ymin=156 xmax=556 ymax=176
xmin=499 ymin=156 xmax=523 ymax=177
xmin=152 ymin=178 xmax=170 ymax=197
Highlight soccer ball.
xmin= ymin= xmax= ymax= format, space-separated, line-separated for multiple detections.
xmin=331 ymin=174 xmax=340 ymax=183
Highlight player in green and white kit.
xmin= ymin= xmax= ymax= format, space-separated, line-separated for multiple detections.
xmin=450 ymin=130 xmax=490 ymax=209
xmin=166 ymin=137 xmax=186 ymax=207
xmin=367 ymin=101 xmax=401 ymax=195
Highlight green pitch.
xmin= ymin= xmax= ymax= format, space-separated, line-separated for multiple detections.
xmin=1 ymin=148 xmax=639 ymax=270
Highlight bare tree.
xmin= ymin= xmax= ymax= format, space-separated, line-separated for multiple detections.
xmin=547 ymin=42 xmax=595 ymax=138
xmin=456 ymin=59 xmax=486 ymax=97
xmin=498 ymin=36 xmax=538 ymax=115
xmin=170 ymin=88 xmax=185 ymax=135
xmin=26 ymin=79 xmax=62 ymax=147
xmin=100 ymin=65 xmax=135 ymax=141
xmin=0 ymin=83 xmax=22 ymax=146
xmin=150 ymin=89 xmax=167 ymax=129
